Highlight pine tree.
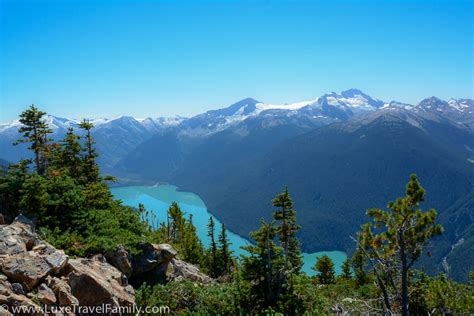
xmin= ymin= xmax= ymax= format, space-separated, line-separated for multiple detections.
xmin=241 ymin=219 xmax=284 ymax=308
xmin=0 ymin=159 xmax=30 ymax=219
xmin=167 ymin=202 xmax=185 ymax=242
xmin=341 ymin=258 xmax=352 ymax=280
xmin=181 ymin=214 xmax=204 ymax=265
xmin=207 ymin=216 xmax=218 ymax=277
xmin=352 ymin=249 xmax=369 ymax=286
xmin=78 ymin=119 xmax=99 ymax=183
xmin=218 ymin=222 xmax=232 ymax=275
xmin=313 ymin=255 xmax=335 ymax=284
xmin=58 ymin=128 xmax=82 ymax=178
xmin=355 ymin=174 xmax=444 ymax=315
xmin=272 ymin=187 xmax=302 ymax=274
xmin=15 ymin=105 xmax=52 ymax=175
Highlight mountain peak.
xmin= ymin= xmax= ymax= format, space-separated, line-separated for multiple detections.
xmin=418 ymin=96 xmax=448 ymax=109
xmin=318 ymin=89 xmax=384 ymax=110
xmin=207 ymin=98 xmax=261 ymax=117
xmin=340 ymin=88 xmax=367 ymax=98
xmin=238 ymin=97 xmax=260 ymax=104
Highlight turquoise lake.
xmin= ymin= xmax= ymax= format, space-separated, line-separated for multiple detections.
xmin=111 ymin=184 xmax=346 ymax=276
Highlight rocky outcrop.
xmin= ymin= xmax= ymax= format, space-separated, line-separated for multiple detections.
xmin=0 ymin=215 xmax=212 ymax=314
xmin=128 ymin=242 xmax=212 ymax=285
xmin=0 ymin=215 xmax=135 ymax=315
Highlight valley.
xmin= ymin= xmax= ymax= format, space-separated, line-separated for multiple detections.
xmin=111 ymin=184 xmax=347 ymax=276
xmin=1 ymin=89 xmax=473 ymax=282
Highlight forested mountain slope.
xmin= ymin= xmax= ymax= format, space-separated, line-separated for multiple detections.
xmin=117 ymin=106 xmax=474 ymax=281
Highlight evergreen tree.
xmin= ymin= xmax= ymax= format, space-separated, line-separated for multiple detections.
xmin=341 ymin=258 xmax=352 ymax=280
xmin=78 ymin=119 xmax=99 ymax=183
xmin=15 ymin=105 xmax=52 ymax=175
xmin=181 ymin=214 xmax=204 ymax=265
xmin=218 ymin=222 xmax=232 ymax=275
xmin=355 ymin=174 xmax=444 ymax=315
xmin=0 ymin=159 xmax=30 ymax=219
xmin=167 ymin=202 xmax=186 ymax=242
xmin=352 ymin=250 xmax=369 ymax=286
xmin=18 ymin=173 xmax=49 ymax=220
xmin=313 ymin=255 xmax=335 ymax=284
xmin=207 ymin=216 xmax=219 ymax=277
xmin=241 ymin=219 xmax=284 ymax=308
xmin=157 ymin=203 xmax=204 ymax=265
xmin=57 ymin=128 xmax=82 ymax=178
xmin=272 ymin=187 xmax=302 ymax=274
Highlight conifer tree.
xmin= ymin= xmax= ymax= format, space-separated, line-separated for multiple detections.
xmin=313 ymin=255 xmax=335 ymax=284
xmin=355 ymin=174 xmax=444 ymax=315
xmin=78 ymin=119 xmax=99 ymax=183
xmin=341 ymin=258 xmax=353 ymax=280
xmin=167 ymin=202 xmax=185 ymax=242
xmin=242 ymin=219 xmax=284 ymax=308
xmin=15 ymin=105 xmax=52 ymax=175
xmin=0 ymin=159 xmax=30 ymax=219
xmin=58 ymin=128 xmax=82 ymax=178
xmin=218 ymin=222 xmax=232 ymax=275
xmin=207 ymin=216 xmax=218 ymax=277
xmin=181 ymin=214 xmax=204 ymax=265
xmin=352 ymin=249 xmax=369 ymax=286
xmin=272 ymin=187 xmax=302 ymax=274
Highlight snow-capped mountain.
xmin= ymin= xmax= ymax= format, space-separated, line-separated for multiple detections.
xmin=176 ymin=89 xmax=387 ymax=137
xmin=0 ymin=114 xmax=186 ymax=169
xmin=1 ymin=89 xmax=472 ymax=169
xmin=383 ymin=96 xmax=474 ymax=129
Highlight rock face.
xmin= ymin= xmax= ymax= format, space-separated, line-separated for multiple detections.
xmin=0 ymin=215 xmax=135 ymax=315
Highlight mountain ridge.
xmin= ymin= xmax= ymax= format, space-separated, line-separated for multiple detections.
xmin=1 ymin=90 xmax=473 ymax=282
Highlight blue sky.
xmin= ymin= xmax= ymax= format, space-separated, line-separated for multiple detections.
xmin=1 ymin=0 xmax=472 ymax=121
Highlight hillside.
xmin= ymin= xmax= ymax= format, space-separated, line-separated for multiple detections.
xmin=116 ymin=102 xmax=474 ymax=282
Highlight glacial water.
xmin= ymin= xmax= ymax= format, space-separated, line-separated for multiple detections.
xmin=111 ymin=184 xmax=346 ymax=275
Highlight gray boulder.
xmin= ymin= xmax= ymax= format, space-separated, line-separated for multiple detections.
xmin=105 ymin=245 xmax=133 ymax=278
xmin=132 ymin=243 xmax=177 ymax=275
xmin=0 ymin=217 xmax=37 ymax=256
xmin=0 ymin=243 xmax=68 ymax=290
xmin=166 ymin=258 xmax=212 ymax=284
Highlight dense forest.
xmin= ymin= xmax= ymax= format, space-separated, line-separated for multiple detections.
xmin=0 ymin=105 xmax=473 ymax=314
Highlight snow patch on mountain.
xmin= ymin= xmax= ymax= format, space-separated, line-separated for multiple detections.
xmin=256 ymin=99 xmax=318 ymax=112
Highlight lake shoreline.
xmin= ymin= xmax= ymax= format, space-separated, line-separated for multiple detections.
xmin=111 ymin=183 xmax=347 ymax=275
